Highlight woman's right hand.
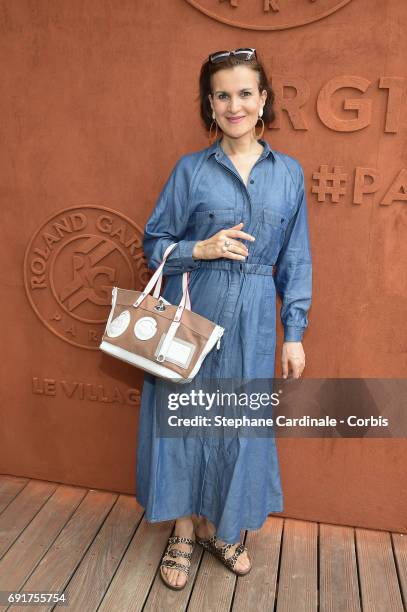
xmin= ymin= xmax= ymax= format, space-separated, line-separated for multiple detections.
xmin=192 ymin=223 xmax=255 ymax=261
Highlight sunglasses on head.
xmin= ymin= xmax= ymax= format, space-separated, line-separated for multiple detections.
xmin=208 ymin=48 xmax=257 ymax=64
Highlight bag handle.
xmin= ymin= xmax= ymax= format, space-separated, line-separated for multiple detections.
xmin=134 ymin=243 xmax=191 ymax=310
xmin=151 ymin=243 xmax=176 ymax=299
xmin=155 ymin=277 xmax=190 ymax=362
xmin=153 ymin=272 xmax=191 ymax=311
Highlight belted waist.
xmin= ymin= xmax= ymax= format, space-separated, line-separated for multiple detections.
xmin=198 ymin=260 xmax=275 ymax=276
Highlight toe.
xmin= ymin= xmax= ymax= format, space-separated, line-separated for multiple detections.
xmin=168 ymin=569 xmax=177 ymax=585
xmin=235 ymin=550 xmax=251 ymax=572
xmin=176 ymin=571 xmax=187 ymax=587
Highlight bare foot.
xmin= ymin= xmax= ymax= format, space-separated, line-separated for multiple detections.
xmin=161 ymin=517 xmax=195 ymax=588
xmin=194 ymin=516 xmax=251 ymax=573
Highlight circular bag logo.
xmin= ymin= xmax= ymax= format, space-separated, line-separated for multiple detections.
xmin=107 ymin=310 xmax=131 ymax=338
xmin=24 ymin=205 xmax=150 ymax=350
xmin=134 ymin=317 xmax=158 ymax=341
xmin=185 ymin=0 xmax=354 ymax=30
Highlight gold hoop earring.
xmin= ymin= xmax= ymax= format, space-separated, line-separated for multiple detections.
xmin=209 ymin=119 xmax=219 ymax=145
xmin=254 ymin=117 xmax=265 ymax=140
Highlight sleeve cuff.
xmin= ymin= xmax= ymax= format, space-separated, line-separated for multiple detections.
xmin=175 ymin=240 xmax=201 ymax=270
xmin=284 ymin=326 xmax=305 ymax=342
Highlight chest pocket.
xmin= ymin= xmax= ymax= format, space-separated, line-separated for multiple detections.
xmin=187 ymin=209 xmax=236 ymax=240
xmin=251 ymin=209 xmax=289 ymax=265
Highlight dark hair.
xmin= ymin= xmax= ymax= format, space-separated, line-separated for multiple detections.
xmin=198 ymin=51 xmax=275 ymax=132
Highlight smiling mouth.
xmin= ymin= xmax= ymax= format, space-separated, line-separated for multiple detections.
xmin=227 ymin=116 xmax=246 ymax=123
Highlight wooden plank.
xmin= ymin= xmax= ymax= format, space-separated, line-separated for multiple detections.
xmin=0 ymin=485 xmax=86 ymax=595
xmin=232 ymin=517 xmax=283 ymax=611
xmin=356 ymin=527 xmax=405 ymax=612
xmin=98 ymin=517 xmax=174 ymax=612
xmin=319 ymin=524 xmax=361 ymax=612
xmin=276 ymin=518 xmax=318 ymax=612
xmin=53 ymin=494 xmax=144 ymax=611
xmin=392 ymin=532 xmax=407 ymax=609
xmin=0 ymin=479 xmax=57 ymax=557
xmin=186 ymin=547 xmax=237 ymax=612
xmin=143 ymin=533 xmax=204 ymax=612
xmin=8 ymin=489 xmax=117 ymax=612
xmin=0 ymin=475 xmax=28 ymax=513
xmin=0 ymin=473 xmax=404 ymax=612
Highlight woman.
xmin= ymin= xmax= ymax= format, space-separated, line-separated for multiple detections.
xmin=136 ymin=48 xmax=312 ymax=590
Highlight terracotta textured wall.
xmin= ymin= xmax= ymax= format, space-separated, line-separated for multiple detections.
xmin=0 ymin=0 xmax=406 ymax=532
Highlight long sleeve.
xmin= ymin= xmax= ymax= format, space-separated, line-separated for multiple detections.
xmin=274 ymin=165 xmax=313 ymax=342
xmin=142 ymin=156 xmax=201 ymax=275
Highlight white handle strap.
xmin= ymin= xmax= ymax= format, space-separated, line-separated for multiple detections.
xmin=134 ymin=243 xmax=178 ymax=307
xmin=152 ymin=275 xmax=163 ymax=299
xmin=154 ymin=271 xmax=191 ymax=310
xmin=152 ymin=267 xmax=191 ymax=310
xmin=182 ymin=272 xmax=191 ymax=311
xmin=156 ymin=273 xmax=190 ymax=362
xmin=135 ymin=243 xmax=191 ymax=311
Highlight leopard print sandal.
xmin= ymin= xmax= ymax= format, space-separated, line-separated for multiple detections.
xmin=159 ymin=535 xmax=195 ymax=590
xmin=196 ymin=533 xmax=251 ymax=576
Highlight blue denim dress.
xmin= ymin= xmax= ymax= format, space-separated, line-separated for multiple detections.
xmin=135 ymin=137 xmax=312 ymax=543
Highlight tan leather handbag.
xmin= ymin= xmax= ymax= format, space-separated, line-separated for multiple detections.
xmin=99 ymin=243 xmax=225 ymax=383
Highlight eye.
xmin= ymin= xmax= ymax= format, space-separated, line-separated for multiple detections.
xmin=217 ymin=91 xmax=252 ymax=100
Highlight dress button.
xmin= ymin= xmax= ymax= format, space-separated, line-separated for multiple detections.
xmin=209 ymin=212 xmax=214 ymax=218
xmin=250 ymin=179 xmax=254 ymax=184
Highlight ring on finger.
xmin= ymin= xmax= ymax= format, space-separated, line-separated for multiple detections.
xmin=223 ymin=239 xmax=231 ymax=253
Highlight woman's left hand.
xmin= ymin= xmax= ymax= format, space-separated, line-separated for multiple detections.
xmin=281 ymin=342 xmax=305 ymax=379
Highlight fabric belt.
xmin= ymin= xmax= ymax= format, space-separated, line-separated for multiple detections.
xmin=198 ymin=260 xmax=275 ymax=276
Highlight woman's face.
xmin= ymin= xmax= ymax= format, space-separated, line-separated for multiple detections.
xmin=208 ymin=65 xmax=267 ymax=139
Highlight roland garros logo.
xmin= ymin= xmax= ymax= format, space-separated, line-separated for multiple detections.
xmin=185 ymin=0 xmax=354 ymax=30
xmin=24 ymin=205 xmax=149 ymax=350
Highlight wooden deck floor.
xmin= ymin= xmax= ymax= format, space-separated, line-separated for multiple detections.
xmin=0 ymin=475 xmax=406 ymax=612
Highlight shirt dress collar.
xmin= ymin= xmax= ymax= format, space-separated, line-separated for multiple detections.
xmin=206 ymin=137 xmax=276 ymax=163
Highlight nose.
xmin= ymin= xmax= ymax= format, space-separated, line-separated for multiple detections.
xmin=228 ymin=95 xmax=242 ymax=113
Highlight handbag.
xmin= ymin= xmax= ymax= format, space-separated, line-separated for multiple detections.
xmin=99 ymin=243 xmax=225 ymax=383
